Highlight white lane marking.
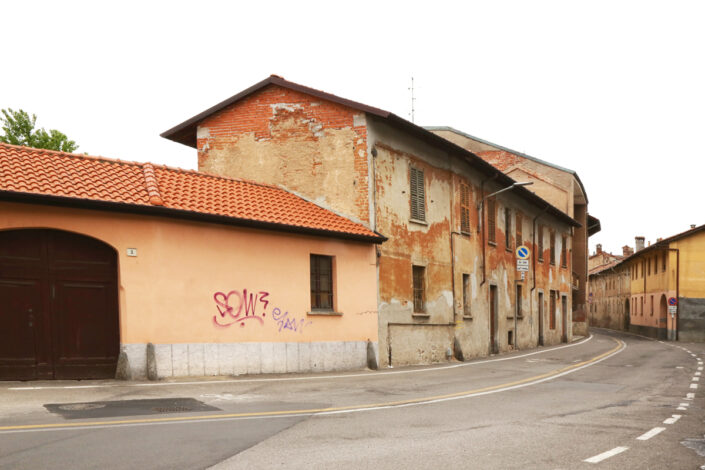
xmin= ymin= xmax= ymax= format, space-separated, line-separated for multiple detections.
xmin=637 ymin=427 xmax=666 ymax=440
xmin=584 ymin=446 xmax=629 ymax=464
xmin=679 ymin=402 xmax=690 ymax=407
xmin=693 ymin=377 xmax=700 ymax=381
xmin=663 ymin=415 xmax=682 ymax=424
xmin=676 ymin=366 xmax=685 ymax=369
xmin=7 ymin=336 xmax=598 ymax=391
xmin=687 ymin=393 xmax=695 ymax=400
xmin=678 ymin=406 xmax=688 ymax=410
xmin=692 ymin=354 xmax=697 ymax=357
xmin=696 ymin=372 xmax=702 ymax=376
xmin=698 ymin=367 xmax=703 ymax=371
xmin=691 ymin=384 xmax=699 ymax=389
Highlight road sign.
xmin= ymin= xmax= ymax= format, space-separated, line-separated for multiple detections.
xmin=668 ymin=305 xmax=677 ymax=314
xmin=516 ymin=245 xmax=531 ymax=260
xmin=668 ymin=297 xmax=677 ymax=306
xmin=516 ymin=259 xmax=530 ymax=267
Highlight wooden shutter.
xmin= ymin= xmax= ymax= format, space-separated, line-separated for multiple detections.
xmin=460 ymin=183 xmax=470 ymax=233
xmin=487 ymin=197 xmax=496 ymax=244
xmin=410 ymin=167 xmax=425 ymax=221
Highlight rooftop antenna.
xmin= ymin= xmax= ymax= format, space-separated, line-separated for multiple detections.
xmin=408 ymin=76 xmax=416 ymax=123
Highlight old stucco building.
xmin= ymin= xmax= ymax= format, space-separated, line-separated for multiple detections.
xmin=425 ymin=127 xmax=600 ymax=336
xmin=589 ymin=227 xmax=705 ymax=342
xmin=162 ymin=75 xmax=581 ymax=367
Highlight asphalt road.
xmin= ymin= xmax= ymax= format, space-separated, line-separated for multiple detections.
xmin=1 ymin=330 xmax=704 ymax=469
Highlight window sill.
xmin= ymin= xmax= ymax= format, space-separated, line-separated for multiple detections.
xmin=409 ymin=218 xmax=428 ymax=226
xmin=463 ymin=315 xmax=473 ymax=320
xmin=506 ymin=316 xmax=514 ymax=320
xmin=412 ymin=312 xmax=430 ymax=319
xmin=307 ymin=311 xmax=343 ymax=316
xmin=517 ymin=315 xmax=525 ymax=320
xmin=460 ymin=230 xmax=471 ymax=237
xmin=488 ymin=241 xmax=497 ymax=247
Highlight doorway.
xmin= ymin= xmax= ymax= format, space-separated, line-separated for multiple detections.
xmin=538 ymin=291 xmax=545 ymax=346
xmin=0 ymin=229 xmax=119 ymax=380
xmin=490 ymin=285 xmax=498 ymax=354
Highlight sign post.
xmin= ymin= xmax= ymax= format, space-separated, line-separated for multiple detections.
xmin=515 ymin=245 xmax=531 ymax=281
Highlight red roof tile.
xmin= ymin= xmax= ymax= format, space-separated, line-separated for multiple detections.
xmin=0 ymin=143 xmax=384 ymax=242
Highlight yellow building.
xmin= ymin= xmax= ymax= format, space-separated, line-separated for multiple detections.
xmin=596 ymin=225 xmax=705 ymax=341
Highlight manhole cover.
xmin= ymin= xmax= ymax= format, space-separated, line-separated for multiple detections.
xmin=58 ymin=403 xmax=107 ymax=411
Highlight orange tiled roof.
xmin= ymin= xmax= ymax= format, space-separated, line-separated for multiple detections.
xmin=0 ymin=143 xmax=384 ymax=242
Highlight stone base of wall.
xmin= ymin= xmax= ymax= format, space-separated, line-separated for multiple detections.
xmin=572 ymin=321 xmax=588 ymax=337
xmin=119 ymin=341 xmax=375 ymax=380
xmin=628 ymin=324 xmax=667 ymax=340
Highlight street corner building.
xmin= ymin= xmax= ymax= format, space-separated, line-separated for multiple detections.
xmin=0 ymin=143 xmax=384 ymax=381
xmin=161 ymin=75 xmax=587 ymax=368
xmin=589 ymin=228 xmax=705 ymax=342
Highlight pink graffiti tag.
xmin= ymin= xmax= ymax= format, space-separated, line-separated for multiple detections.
xmin=213 ymin=290 xmax=269 ymax=328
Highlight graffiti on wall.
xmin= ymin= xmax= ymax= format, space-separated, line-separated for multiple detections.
xmin=213 ymin=288 xmax=311 ymax=333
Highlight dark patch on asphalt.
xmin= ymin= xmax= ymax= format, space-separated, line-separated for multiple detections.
xmin=682 ymin=435 xmax=705 ymax=457
xmin=44 ymin=398 xmax=220 ymax=419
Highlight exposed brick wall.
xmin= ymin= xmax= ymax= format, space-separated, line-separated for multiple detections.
xmin=196 ymin=85 xmax=370 ymax=224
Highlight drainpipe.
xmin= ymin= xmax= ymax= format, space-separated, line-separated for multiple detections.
xmin=669 ymin=248 xmax=680 ymax=341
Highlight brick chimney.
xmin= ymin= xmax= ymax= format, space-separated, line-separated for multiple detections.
xmin=623 ymin=245 xmax=634 ymax=257
xmin=635 ymin=236 xmax=645 ymax=252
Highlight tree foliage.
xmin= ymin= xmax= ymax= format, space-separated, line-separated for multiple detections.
xmin=0 ymin=108 xmax=78 ymax=152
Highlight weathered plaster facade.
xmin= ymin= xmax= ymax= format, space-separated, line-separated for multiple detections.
xmin=427 ymin=127 xmax=597 ymax=337
xmin=163 ymin=76 xmax=581 ymax=369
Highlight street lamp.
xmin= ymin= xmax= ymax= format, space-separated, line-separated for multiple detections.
xmin=477 ymin=181 xmax=534 ymax=210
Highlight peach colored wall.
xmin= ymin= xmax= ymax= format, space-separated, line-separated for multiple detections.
xmin=0 ymin=201 xmax=379 ymax=345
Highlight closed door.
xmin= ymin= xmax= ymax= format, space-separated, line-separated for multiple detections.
xmin=490 ymin=285 xmax=498 ymax=354
xmin=538 ymin=292 xmax=544 ymax=346
xmin=0 ymin=229 xmax=119 ymax=380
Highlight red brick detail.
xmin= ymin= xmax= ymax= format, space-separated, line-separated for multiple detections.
xmin=197 ymin=85 xmax=370 ymax=223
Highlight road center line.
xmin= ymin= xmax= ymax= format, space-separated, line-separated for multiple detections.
xmin=0 ymin=338 xmax=624 ymax=434
xmin=663 ymin=415 xmax=681 ymax=425
xmin=636 ymin=427 xmax=666 ymax=440
xmin=584 ymin=446 xmax=629 ymax=464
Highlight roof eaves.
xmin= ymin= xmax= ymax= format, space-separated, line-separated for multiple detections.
xmin=0 ymin=190 xmax=387 ymax=244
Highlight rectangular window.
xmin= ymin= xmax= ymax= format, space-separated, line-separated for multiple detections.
xmin=410 ymin=166 xmax=426 ymax=222
xmin=310 ymin=254 xmax=334 ymax=311
xmin=463 ymin=273 xmax=471 ymax=317
xmin=460 ymin=183 xmax=470 ymax=234
xmin=650 ymin=295 xmax=654 ymax=316
xmin=412 ymin=265 xmax=426 ymax=313
xmin=515 ymin=213 xmax=523 ymax=247
xmin=560 ymin=235 xmax=567 ymax=268
xmin=662 ymin=253 xmax=667 ymax=271
xmin=487 ymin=197 xmax=496 ymax=244
xmin=504 ymin=207 xmax=512 ymax=250
xmin=538 ymin=225 xmax=544 ymax=262
xmin=648 ymin=257 xmax=651 ymax=276
xmin=516 ymin=284 xmax=523 ymax=318
xmin=550 ymin=231 xmax=556 ymax=265
xmin=550 ymin=290 xmax=557 ymax=329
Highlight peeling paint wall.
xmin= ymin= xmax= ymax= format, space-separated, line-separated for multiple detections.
xmin=196 ymin=85 xmax=371 ymax=225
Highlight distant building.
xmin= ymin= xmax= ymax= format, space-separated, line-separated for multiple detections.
xmin=426 ymin=127 xmax=600 ymax=336
xmin=589 ymin=227 xmax=705 ymax=341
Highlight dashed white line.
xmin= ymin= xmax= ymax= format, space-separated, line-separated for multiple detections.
xmin=584 ymin=446 xmax=629 ymax=464
xmin=678 ymin=406 xmax=688 ymax=410
xmin=690 ymin=383 xmax=699 ymax=389
xmin=637 ymin=427 xmax=666 ymax=441
xmin=676 ymin=366 xmax=685 ymax=369
xmin=696 ymin=372 xmax=702 ymax=376
xmin=693 ymin=377 xmax=700 ymax=382
xmin=663 ymin=415 xmax=682 ymax=425
xmin=698 ymin=367 xmax=703 ymax=371
xmin=687 ymin=393 xmax=695 ymax=400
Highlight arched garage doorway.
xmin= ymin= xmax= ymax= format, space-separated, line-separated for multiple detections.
xmin=0 ymin=229 xmax=119 ymax=380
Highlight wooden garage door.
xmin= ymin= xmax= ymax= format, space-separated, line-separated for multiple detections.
xmin=0 ymin=229 xmax=119 ymax=380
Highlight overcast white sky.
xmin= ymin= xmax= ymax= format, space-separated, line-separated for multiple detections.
xmin=2 ymin=1 xmax=703 ymax=255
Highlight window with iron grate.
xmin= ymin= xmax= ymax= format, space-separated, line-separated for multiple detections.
xmin=412 ymin=265 xmax=426 ymax=313
xmin=561 ymin=235 xmax=567 ymax=268
xmin=504 ymin=207 xmax=512 ymax=251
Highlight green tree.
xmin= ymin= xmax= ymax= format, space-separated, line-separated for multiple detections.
xmin=0 ymin=108 xmax=78 ymax=152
